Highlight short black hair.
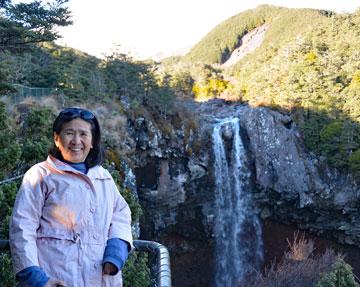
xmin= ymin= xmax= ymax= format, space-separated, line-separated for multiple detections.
xmin=49 ymin=108 xmax=104 ymax=168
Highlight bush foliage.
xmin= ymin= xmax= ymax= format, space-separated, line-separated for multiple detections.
xmin=316 ymin=259 xmax=359 ymax=287
xmin=245 ymin=232 xmax=358 ymax=287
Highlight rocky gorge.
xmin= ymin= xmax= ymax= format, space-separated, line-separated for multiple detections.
xmin=2 ymin=3 xmax=360 ymax=286
xmin=122 ymin=99 xmax=360 ymax=286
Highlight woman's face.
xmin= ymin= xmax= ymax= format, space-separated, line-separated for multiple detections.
xmin=54 ymin=118 xmax=93 ymax=163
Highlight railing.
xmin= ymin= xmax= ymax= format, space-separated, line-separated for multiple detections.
xmin=12 ymin=84 xmax=56 ymax=99
xmin=9 ymin=84 xmax=66 ymax=107
xmin=0 ymin=174 xmax=24 ymax=186
xmin=0 ymin=239 xmax=171 ymax=287
xmin=134 ymin=240 xmax=172 ymax=287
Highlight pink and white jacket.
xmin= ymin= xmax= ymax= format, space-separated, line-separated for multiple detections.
xmin=10 ymin=156 xmax=133 ymax=287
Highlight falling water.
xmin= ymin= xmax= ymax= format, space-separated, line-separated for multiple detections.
xmin=212 ymin=117 xmax=263 ymax=287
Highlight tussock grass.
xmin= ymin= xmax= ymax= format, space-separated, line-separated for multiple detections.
xmin=242 ymin=232 xmax=352 ymax=287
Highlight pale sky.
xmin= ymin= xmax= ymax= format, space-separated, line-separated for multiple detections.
xmin=55 ymin=0 xmax=360 ymax=60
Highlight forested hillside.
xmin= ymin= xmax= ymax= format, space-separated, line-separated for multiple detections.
xmin=229 ymin=9 xmax=360 ymax=172
xmin=164 ymin=5 xmax=360 ymax=175
xmin=2 ymin=4 xmax=359 ymax=176
xmin=184 ymin=5 xmax=330 ymax=64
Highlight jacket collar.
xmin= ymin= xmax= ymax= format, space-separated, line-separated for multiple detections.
xmin=46 ymin=156 xmax=111 ymax=180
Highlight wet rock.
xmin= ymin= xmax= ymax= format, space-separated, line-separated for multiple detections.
xmin=187 ymin=160 xmax=207 ymax=180
xmin=126 ymin=99 xmax=360 ymax=285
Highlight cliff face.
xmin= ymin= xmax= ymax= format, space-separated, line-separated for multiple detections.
xmin=127 ymin=99 xmax=360 ymax=286
xmin=240 ymin=105 xmax=360 ymax=246
xmin=222 ymin=23 xmax=269 ymax=68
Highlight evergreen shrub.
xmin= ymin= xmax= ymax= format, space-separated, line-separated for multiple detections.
xmin=316 ymin=258 xmax=359 ymax=287
xmin=349 ymin=149 xmax=360 ymax=173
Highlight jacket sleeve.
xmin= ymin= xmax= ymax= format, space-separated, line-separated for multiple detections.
xmin=107 ymin=178 xmax=134 ymax=250
xmin=102 ymin=238 xmax=129 ymax=275
xmin=16 ymin=266 xmax=49 ymax=287
xmin=10 ymin=166 xmax=46 ymax=274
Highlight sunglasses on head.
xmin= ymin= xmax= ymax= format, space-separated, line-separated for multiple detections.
xmin=59 ymin=108 xmax=95 ymax=120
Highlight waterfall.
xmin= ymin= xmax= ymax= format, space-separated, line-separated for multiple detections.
xmin=212 ymin=117 xmax=263 ymax=287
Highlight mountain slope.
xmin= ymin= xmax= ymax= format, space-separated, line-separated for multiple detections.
xmin=167 ymin=5 xmax=360 ymax=174
xmin=183 ymin=5 xmax=332 ymax=65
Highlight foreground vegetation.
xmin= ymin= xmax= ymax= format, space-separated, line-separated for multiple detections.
xmin=246 ymin=232 xmax=359 ymax=287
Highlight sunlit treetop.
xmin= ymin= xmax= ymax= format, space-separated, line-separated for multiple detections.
xmin=0 ymin=0 xmax=72 ymax=52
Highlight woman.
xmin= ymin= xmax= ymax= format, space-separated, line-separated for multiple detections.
xmin=10 ymin=107 xmax=133 ymax=287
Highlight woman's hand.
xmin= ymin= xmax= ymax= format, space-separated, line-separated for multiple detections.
xmin=45 ymin=278 xmax=67 ymax=287
xmin=103 ymin=262 xmax=118 ymax=275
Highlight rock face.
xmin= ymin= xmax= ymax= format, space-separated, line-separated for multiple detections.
xmin=222 ymin=23 xmax=270 ymax=68
xmin=239 ymin=105 xmax=360 ymax=246
xmin=128 ymin=99 xmax=360 ymax=286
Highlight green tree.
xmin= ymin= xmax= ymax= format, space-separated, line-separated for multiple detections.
xmin=0 ymin=182 xmax=17 ymax=238
xmin=19 ymin=107 xmax=55 ymax=166
xmin=316 ymin=258 xmax=359 ymax=287
xmin=0 ymin=101 xmax=21 ymax=179
xmin=349 ymin=149 xmax=360 ymax=173
xmin=0 ymin=61 xmax=15 ymax=94
xmin=0 ymin=0 xmax=72 ymax=52
xmin=103 ymin=51 xmax=147 ymax=101
xmin=170 ymin=71 xmax=194 ymax=97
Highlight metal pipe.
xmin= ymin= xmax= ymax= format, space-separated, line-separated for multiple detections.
xmin=133 ymin=240 xmax=172 ymax=287
xmin=0 ymin=239 xmax=172 ymax=287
